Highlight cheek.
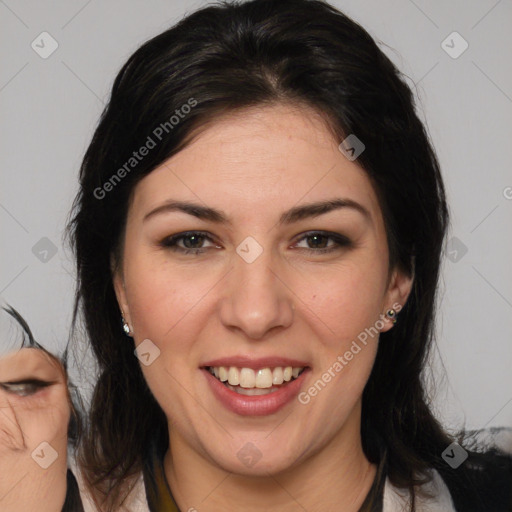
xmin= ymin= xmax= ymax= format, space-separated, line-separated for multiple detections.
xmin=124 ymin=260 xmax=213 ymax=397
xmin=125 ymin=254 xmax=207 ymax=341
xmin=298 ymin=260 xmax=388 ymax=345
xmin=26 ymin=389 xmax=70 ymax=444
xmin=0 ymin=387 xmax=70 ymax=454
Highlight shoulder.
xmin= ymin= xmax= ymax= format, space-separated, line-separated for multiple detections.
xmin=67 ymin=429 xmax=512 ymax=512
xmin=464 ymin=425 xmax=512 ymax=455
xmin=384 ymin=427 xmax=512 ymax=512
xmin=67 ymin=449 xmax=149 ymax=512
xmin=383 ymin=467 xmax=456 ymax=512
xmin=444 ymin=426 xmax=512 ymax=511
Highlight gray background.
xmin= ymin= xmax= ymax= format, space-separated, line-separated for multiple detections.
xmin=1 ymin=0 xmax=511 ymax=432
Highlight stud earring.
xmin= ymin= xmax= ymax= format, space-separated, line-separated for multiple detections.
xmin=122 ymin=317 xmax=132 ymax=336
xmin=386 ymin=308 xmax=397 ymax=324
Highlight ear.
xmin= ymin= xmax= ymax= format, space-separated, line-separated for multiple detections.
xmin=379 ymin=265 xmax=414 ymax=333
xmin=111 ymin=253 xmax=132 ymax=330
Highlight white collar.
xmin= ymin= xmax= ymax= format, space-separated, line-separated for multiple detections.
xmin=383 ymin=468 xmax=456 ymax=511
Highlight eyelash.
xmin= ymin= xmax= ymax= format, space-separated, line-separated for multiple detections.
xmin=159 ymin=230 xmax=352 ymax=256
xmin=0 ymin=379 xmax=53 ymax=398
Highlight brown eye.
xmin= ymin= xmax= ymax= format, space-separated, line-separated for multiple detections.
xmin=160 ymin=231 xmax=219 ymax=255
xmin=294 ymin=231 xmax=352 ymax=254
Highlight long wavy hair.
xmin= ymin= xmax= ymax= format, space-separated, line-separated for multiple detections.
xmin=66 ymin=1 xmax=506 ymax=510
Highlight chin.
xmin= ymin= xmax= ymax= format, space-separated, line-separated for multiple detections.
xmin=203 ymin=436 xmax=306 ymax=477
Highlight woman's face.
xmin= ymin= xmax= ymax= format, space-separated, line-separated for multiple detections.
xmin=0 ymin=348 xmax=70 ymax=509
xmin=114 ymin=103 xmax=412 ymax=474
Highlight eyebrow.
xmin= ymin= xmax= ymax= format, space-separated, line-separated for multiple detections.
xmin=143 ymin=198 xmax=371 ymax=225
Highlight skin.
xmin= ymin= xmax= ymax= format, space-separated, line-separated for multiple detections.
xmin=113 ymin=103 xmax=413 ymax=511
xmin=0 ymin=348 xmax=69 ymax=512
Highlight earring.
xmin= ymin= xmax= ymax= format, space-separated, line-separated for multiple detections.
xmin=122 ymin=317 xmax=132 ymax=336
xmin=386 ymin=308 xmax=397 ymax=324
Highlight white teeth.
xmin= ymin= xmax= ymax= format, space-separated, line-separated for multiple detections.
xmin=240 ymin=368 xmax=256 ymax=388
xmin=208 ymin=365 xmax=305 ymax=389
xmin=272 ymin=367 xmax=284 ymax=385
xmin=255 ymin=368 xmax=273 ymax=389
xmin=218 ymin=367 xmax=228 ymax=382
xmin=227 ymin=366 xmax=240 ymax=386
xmin=225 ymin=383 xmax=280 ymax=396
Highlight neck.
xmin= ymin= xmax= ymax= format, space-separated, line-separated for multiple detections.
xmin=164 ymin=404 xmax=377 ymax=512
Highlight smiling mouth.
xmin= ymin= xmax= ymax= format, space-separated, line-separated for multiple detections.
xmin=205 ymin=365 xmax=306 ymax=395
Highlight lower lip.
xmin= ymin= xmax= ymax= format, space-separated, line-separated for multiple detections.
xmin=202 ymin=369 xmax=309 ymax=416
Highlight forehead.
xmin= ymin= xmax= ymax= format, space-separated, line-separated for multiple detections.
xmin=130 ymin=103 xmax=382 ymax=225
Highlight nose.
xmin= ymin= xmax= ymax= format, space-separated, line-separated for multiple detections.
xmin=218 ymin=248 xmax=295 ymax=340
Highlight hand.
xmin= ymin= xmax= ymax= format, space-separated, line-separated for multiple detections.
xmin=0 ymin=348 xmax=70 ymax=512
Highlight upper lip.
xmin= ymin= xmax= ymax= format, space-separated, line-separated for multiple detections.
xmin=201 ymin=356 xmax=310 ymax=370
